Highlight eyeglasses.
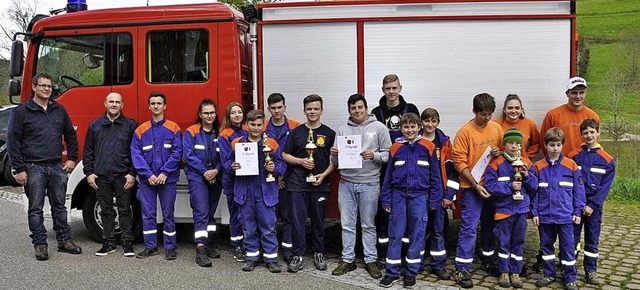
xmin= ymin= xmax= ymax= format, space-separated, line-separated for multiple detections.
xmin=201 ymin=111 xmax=216 ymax=116
xmin=36 ymin=84 xmax=53 ymax=89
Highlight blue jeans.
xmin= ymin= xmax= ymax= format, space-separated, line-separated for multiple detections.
xmin=338 ymin=180 xmax=379 ymax=264
xmin=24 ymin=163 xmax=71 ymax=245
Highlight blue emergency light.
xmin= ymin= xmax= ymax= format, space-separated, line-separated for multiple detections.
xmin=67 ymin=0 xmax=88 ymax=12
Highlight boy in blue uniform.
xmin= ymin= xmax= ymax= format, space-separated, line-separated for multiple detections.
xmin=531 ymin=128 xmax=585 ymax=290
xmin=131 ymin=92 xmax=182 ymax=260
xmin=229 ymin=110 xmax=285 ymax=273
xmin=568 ymin=119 xmax=615 ymax=285
xmin=379 ymin=113 xmax=443 ymax=288
xmin=485 ymin=128 xmax=537 ymax=288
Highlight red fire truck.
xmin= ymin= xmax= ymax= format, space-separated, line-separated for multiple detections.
xmin=7 ymin=0 xmax=577 ymax=242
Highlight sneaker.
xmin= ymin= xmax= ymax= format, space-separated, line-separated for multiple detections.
xmin=283 ymin=254 xmax=293 ymax=265
xmin=122 ymin=243 xmax=135 ymax=257
xmin=242 ymin=261 xmax=256 ymax=272
xmin=313 ymin=253 xmax=327 ymax=270
xmin=332 ymin=260 xmax=357 ymax=276
xmin=498 ymin=273 xmax=511 ymax=287
xmin=403 ymin=276 xmax=416 ymax=288
xmin=34 ymin=245 xmax=48 ymax=261
xmin=196 ymin=247 xmax=212 ymax=267
xmin=379 ymin=275 xmax=399 ymax=288
xmin=482 ymin=260 xmax=500 ymax=277
xmin=165 ymin=249 xmax=177 ymax=260
xmin=57 ymin=241 xmax=82 ymax=254
xmin=267 ymin=262 xmax=282 ymax=273
xmin=206 ymin=246 xmax=221 ymax=259
xmin=565 ymin=282 xmax=578 ymax=290
xmin=136 ymin=247 xmax=159 ymax=259
xmin=510 ymin=273 xmax=523 ymax=288
xmin=536 ymin=276 xmax=556 ymax=287
xmin=430 ymin=268 xmax=451 ymax=280
xmin=233 ymin=246 xmax=246 ymax=262
xmin=586 ymin=272 xmax=601 ymax=285
xmin=365 ymin=262 xmax=382 ymax=279
xmin=95 ymin=242 xmax=117 ymax=256
xmin=287 ymin=256 xmax=304 ymax=273
xmin=454 ymin=270 xmax=473 ymax=289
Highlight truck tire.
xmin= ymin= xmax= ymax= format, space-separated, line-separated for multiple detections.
xmin=3 ymin=159 xmax=19 ymax=186
xmin=82 ymin=189 xmax=143 ymax=243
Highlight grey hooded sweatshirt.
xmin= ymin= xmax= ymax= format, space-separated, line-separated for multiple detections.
xmin=331 ymin=114 xmax=391 ymax=183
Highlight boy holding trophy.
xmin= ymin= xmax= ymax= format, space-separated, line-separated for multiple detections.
xmin=484 ymin=128 xmax=537 ymax=288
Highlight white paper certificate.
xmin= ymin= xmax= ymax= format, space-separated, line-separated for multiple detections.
xmin=471 ymin=145 xmax=492 ymax=183
xmin=337 ymin=135 xmax=362 ymax=169
xmin=235 ymin=142 xmax=259 ymax=176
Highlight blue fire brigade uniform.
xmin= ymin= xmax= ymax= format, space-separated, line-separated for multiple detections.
xmin=381 ymin=137 xmax=443 ymax=278
xmin=568 ymin=144 xmax=615 ymax=274
xmin=131 ymin=118 xmax=182 ymax=250
xmin=485 ymin=155 xmax=536 ymax=275
xmin=219 ymin=125 xmax=248 ymax=247
xmin=263 ymin=117 xmax=299 ymax=259
xmin=531 ymin=155 xmax=586 ymax=283
xmin=183 ymin=124 xmax=223 ymax=245
xmin=230 ymin=136 xmax=285 ymax=263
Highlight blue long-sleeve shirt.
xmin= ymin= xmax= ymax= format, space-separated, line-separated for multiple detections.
xmin=568 ymin=144 xmax=615 ymax=210
xmin=131 ymin=117 xmax=182 ymax=183
xmin=83 ymin=113 xmax=137 ymax=179
xmin=183 ymin=123 xmax=222 ymax=183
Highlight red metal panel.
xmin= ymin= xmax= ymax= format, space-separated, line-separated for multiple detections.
xmin=357 ymin=22 xmax=365 ymax=95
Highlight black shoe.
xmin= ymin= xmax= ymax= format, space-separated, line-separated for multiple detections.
xmin=403 ymin=276 xmax=416 ymax=289
xmin=379 ymin=275 xmax=399 ymax=288
xmin=34 ymin=245 xmax=48 ymax=261
xmin=482 ymin=261 xmax=500 ymax=277
xmin=233 ymin=246 xmax=246 ymax=262
xmin=287 ymin=256 xmax=304 ymax=273
xmin=313 ymin=252 xmax=327 ymax=270
xmin=532 ymin=252 xmax=544 ymax=273
xmin=430 ymin=268 xmax=451 ymax=280
xmin=136 ymin=247 xmax=159 ymax=259
xmin=565 ymin=282 xmax=578 ymax=290
xmin=58 ymin=241 xmax=82 ymax=254
xmin=122 ymin=243 xmax=135 ymax=257
xmin=332 ymin=260 xmax=357 ymax=276
xmin=196 ymin=247 xmax=212 ymax=267
xmin=365 ymin=262 xmax=382 ymax=279
xmin=165 ymin=249 xmax=177 ymax=260
xmin=206 ymin=246 xmax=221 ymax=259
xmin=519 ymin=265 xmax=529 ymax=277
xmin=536 ymin=276 xmax=556 ymax=287
xmin=267 ymin=262 xmax=282 ymax=273
xmin=95 ymin=242 xmax=117 ymax=256
xmin=454 ymin=270 xmax=473 ymax=288
xmin=283 ymin=254 xmax=293 ymax=265
xmin=242 ymin=261 xmax=256 ymax=272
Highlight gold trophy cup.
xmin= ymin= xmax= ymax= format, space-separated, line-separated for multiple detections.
xmin=305 ymin=128 xmax=317 ymax=182
xmin=511 ymin=144 xmax=526 ymax=200
xmin=263 ymin=133 xmax=275 ymax=182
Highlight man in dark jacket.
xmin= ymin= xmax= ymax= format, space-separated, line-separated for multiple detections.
xmin=8 ymin=72 xmax=82 ymax=260
xmin=83 ymin=92 xmax=138 ymax=257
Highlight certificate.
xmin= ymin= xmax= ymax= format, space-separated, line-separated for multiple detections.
xmin=470 ymin=145 xmax=492 ymax=183
xmin=235 ymin=142 xmax=259 ymax=176
xmin=337 ymin=135 xmax=362 ymax=169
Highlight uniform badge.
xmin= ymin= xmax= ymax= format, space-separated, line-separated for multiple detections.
xmin=316 ymin=135 xmax=326 ymax=147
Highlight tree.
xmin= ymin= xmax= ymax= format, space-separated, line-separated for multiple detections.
xmin=218 ymin=0 xmax=283 ymax=11
xmin=0 ymin=0 xmax=44 ymax=60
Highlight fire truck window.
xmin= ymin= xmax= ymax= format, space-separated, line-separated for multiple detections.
xmin=116 ymin=33 xmax=133 ymax=84
xmin=35 ymin=34 xmax=105 ymax=95
xmin=146 ymin=30 xmax=209 ymax=83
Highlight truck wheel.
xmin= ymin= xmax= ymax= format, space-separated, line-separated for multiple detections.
xmin=3 ymin=159 xmax=19 ymax=186
xmin=82 ymin=189 xmax=143 ymax=243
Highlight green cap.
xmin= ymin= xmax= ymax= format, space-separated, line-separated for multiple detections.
xmin=503 ymin=128 xmax=523 ymax=145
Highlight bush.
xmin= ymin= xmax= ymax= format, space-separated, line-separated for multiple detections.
xmin=609 ymin=177 xmax=640 ymax=202
xmin=577 ymin=37 xmax=590 ymax=76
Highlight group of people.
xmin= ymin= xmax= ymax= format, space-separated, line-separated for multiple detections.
xmin=8 ymin=73 xmax=615 ymax=290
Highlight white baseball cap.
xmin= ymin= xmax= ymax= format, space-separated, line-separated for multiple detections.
xmin=566 ymin=77 xmax=588 ymax=91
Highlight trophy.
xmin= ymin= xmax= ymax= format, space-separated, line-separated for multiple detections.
xmin=511 ymin=144 xmax=526 ymax=200
xmin=305 ymin=128 xmax=317 ymax=182
xmin=263 ymin=133 xmax=275 ymax=182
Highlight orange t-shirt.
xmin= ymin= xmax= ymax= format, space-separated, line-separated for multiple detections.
xmin=540 ymin=104 xmax=600 ymax=155
xmin=493 ymin=117 xmax=541 ymax=159
xmin=452 ymin=120 xmax=504 ymax=188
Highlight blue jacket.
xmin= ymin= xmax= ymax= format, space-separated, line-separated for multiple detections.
xmin=568 ymin=144 xmax=615 ymax=210
xmin=8 ymin=98 xmax=78 ymax=173
xmin=183 ymin=124 xmax=222 ymax=183
xmin=263 ymin=117 xmax=300 ymax=148
xmin=83 ymin=113 xmax=137 ymax=179
xmin=131 ymin=118 xmax=182 ymax=183
xmin=485 ymin=155 xmax=537 ymax=216
xmin=430 ymin=128 xmax=460 ymax=201
xmin=229 ymin=135 xmax=285 ymax=207
xmin=381 ymin=137 xmax=443 ymax=210
xmin=531 ymin=154 xmax=586 ymax=224
xmin=219 ymin=125 xmax=248 ymax=194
